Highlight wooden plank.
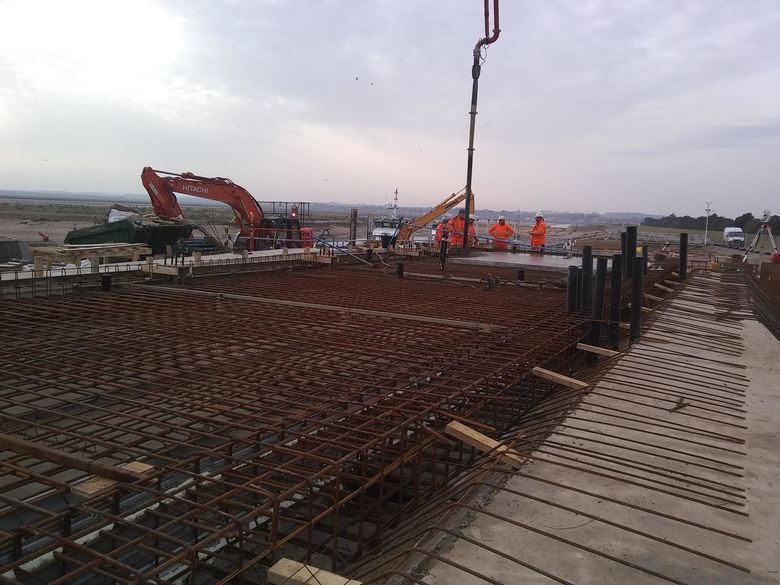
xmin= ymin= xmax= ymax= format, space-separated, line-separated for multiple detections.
xmin=653 ymin=283 xmax=675 ymax=293
xmin=118 ymin=461 xmax=155 ymax=476
xmin=444 ymin=421 xmax=525 ymax=469
xmin=71 ymin=476 xmax=117 ymax=498
xmin=268 ymin=558 xmax=361 ymax=585
xmin=576 ymin=343 xmax=620 ymax=357
xmin=644 ymin=293 xmax=664 ymax=302
xmin=664 ymin=279 xmax=680 ymax=286
xmin=141 ymin=264 xmax=181 ymax=276
xmin=627 ymin=303 xmax=653 ymax=313
xmin=532 ymin=367 xmax=590 ymax=390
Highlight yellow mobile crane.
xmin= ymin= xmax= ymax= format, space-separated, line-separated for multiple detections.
xmin=394 ymin=188 xmax=475 ymax=245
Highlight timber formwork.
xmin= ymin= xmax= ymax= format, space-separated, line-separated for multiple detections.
xmin=0 ymin=263 xmax=675 ymax=584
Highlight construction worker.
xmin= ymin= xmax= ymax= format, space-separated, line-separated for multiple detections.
xmin=469 ymin=216 xmax=478 ymax=247
xmin=448 ymin=208 xmax=466 ymax=248
xmin=435 ymin=219 xmax=449 ymax=248
xmin=488 ymin=215 xmax=515 ymax=251
xmin=530 ymin=211 xmax=547 ymax=252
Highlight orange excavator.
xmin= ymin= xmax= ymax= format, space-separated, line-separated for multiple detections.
xmin=141 ymin=167 xmax=312 ymax=251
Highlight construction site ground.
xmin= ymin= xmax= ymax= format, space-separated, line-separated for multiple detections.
xmin=1 ymin=251 xmax=778 ymax=584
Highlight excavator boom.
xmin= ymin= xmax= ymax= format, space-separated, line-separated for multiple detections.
xmin=141 ymin=167 xmax=310 ymax=251
xmin=142 ymin=167 xmax=264 ymax=236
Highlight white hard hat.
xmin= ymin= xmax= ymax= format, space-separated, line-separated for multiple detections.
xmin=498 ymin=215 xmax=505 ymax=221
xmin=535 ymin=211 xmax=544 ymax=218
xmin=471 ymin=215 xmax=478 ymax=221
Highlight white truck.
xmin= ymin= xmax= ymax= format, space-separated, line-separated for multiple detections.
xmin=723 ymin=227 xmax=745 ymax=248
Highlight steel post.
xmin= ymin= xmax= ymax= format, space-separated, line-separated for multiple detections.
xmin=626 ymin=226 xmax=637 ymax=280
xmin=642 ymin=245 xmax=648 ymax=275
xmin=609 ymin=254 xmax=623 ymax=349
xmin=566 ymin=265 xmax=578 ymax=313
xmin=630 ymin=256 xmax=644 ymax=343
xmin=590 ymin=257 xmax=608 ymax=347
xmin=679 ymin=232 xmax=688 ymax=279
xmin=349 ymin=208 xmax=358 ymax=247
xmin=620 ymin=232 xmax=627 ymax=274
xmin=582 ymin=245 xmax=593 ymax=308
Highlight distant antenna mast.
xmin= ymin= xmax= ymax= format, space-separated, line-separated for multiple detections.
xmin=462 ymin=0 xmax=501 ymax=254
xmin=390 ymin=188 xmax=399 ymax=220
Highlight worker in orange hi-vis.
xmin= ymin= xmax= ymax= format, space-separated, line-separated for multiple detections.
xmin=448 ymin=208 xmax=466 ymax=248
xmin=530 ymin=211 xmax=547 ymax=252
xmin=435 ymin=219 xmax=449 ymax=248
xmin=468 ymin=216 xmax=478 ymax=247
xmin=488 ymin=215 xmax=515 ymax=250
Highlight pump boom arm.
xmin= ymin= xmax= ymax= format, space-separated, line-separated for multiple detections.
xmin=395 ymin=189 xmax=475 ymax=244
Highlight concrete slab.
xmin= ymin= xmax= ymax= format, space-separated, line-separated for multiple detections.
xmin=451 ymin=251 xmax=614 ymax=272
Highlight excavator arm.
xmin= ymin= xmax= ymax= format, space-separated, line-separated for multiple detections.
xmin=141 ymin=166 xmax=265 ymax=246
xmin=395 ymin=189 xmax=475 ymax=244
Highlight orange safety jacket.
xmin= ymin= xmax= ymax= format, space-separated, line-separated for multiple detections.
xmin=488 ymin=223 xmax=515 ymax=250
xmin=530 ymin=219 xmax=547 ymax=247
xmin=435 ymin=222 xmax=449 ymax=246
xmin=448 ymin=216 xmax=466 ymax=245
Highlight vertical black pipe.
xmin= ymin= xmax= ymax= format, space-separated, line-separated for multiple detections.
xmin=349 ymin=207 xmax=358 ymax=247
xmin=566 ymin=265 xmax=578 ymax=313
xmin=679 ymin=232 xmax=688 ymax=279
xmin=642 ymin=244 xmax=649 ymax=274
xmin=626 ymin=225 xmax=637 ymax=280
xmin=620 ymin=232 xmax=627 ymax=274
xmin=582 ymin=245 xmax=593 ymax=308
xmin=630 ymin=256 xmax=644 ymax=342
xmin=590 ymin=257 xmax=608 ymax=346
xmin=609 ymin=254 xmax=623 ymax=349
xmin=576 ymin=267 xmax=583 ymax=311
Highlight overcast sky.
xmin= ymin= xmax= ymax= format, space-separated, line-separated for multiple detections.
xmin=0 ymin=0 xmax=778 ymax=216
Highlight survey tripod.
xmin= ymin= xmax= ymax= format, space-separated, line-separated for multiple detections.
xmin=743 ymin=211 xmax=778 ymax=262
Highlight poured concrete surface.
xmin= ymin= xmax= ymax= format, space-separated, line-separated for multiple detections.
xmin=423 ymin=273 xmax=780 ymax=584
xmin=451 ymin=251 xmax=613 ymax=272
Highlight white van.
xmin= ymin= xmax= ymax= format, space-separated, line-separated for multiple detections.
xmin=723 ymin=227 xmax=745 ymax=248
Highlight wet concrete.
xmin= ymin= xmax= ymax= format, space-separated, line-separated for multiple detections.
xmin=451 ymin=251 xmax=613 ymax=272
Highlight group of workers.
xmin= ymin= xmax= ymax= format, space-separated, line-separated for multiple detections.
xmin=434 ymin=209 xmax=547 ymax=251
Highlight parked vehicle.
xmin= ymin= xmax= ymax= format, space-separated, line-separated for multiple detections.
xmin=723 ymin=227 xmax=745 ymax=248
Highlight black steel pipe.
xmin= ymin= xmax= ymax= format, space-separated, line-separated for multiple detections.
xmin=620 ymin=232 xmax=627 ymax=274
xmin=576 ymin=267 xmax=583 ymax=311
xmin=642 ymin=244 xmax=648 ymax=275
xmin=626 ymin=225 xmax=637 ymax=280
xmin=462 ymin=1 xmax=501 ymax=255
xmin=630 ymin=256 xmax=644 ymax=343
xmin=609 ymin=254 xmax=623 ymax=349
xmin=679 ymin=232 xmax=688 ymax=279
xmin=582 ymin=245 xmax=593 ymax=308
xmin=590 ymin=257 xmax=608 ymax=347
xmin=566 ymin=265 xmax=578 ymax=313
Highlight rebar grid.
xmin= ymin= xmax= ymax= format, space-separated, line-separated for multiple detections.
xmin=0 ymin=267 xmax=588 ymax=584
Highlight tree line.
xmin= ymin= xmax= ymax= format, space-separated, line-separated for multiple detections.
xmin=642 ymin=212 xmax=780 ymax=234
